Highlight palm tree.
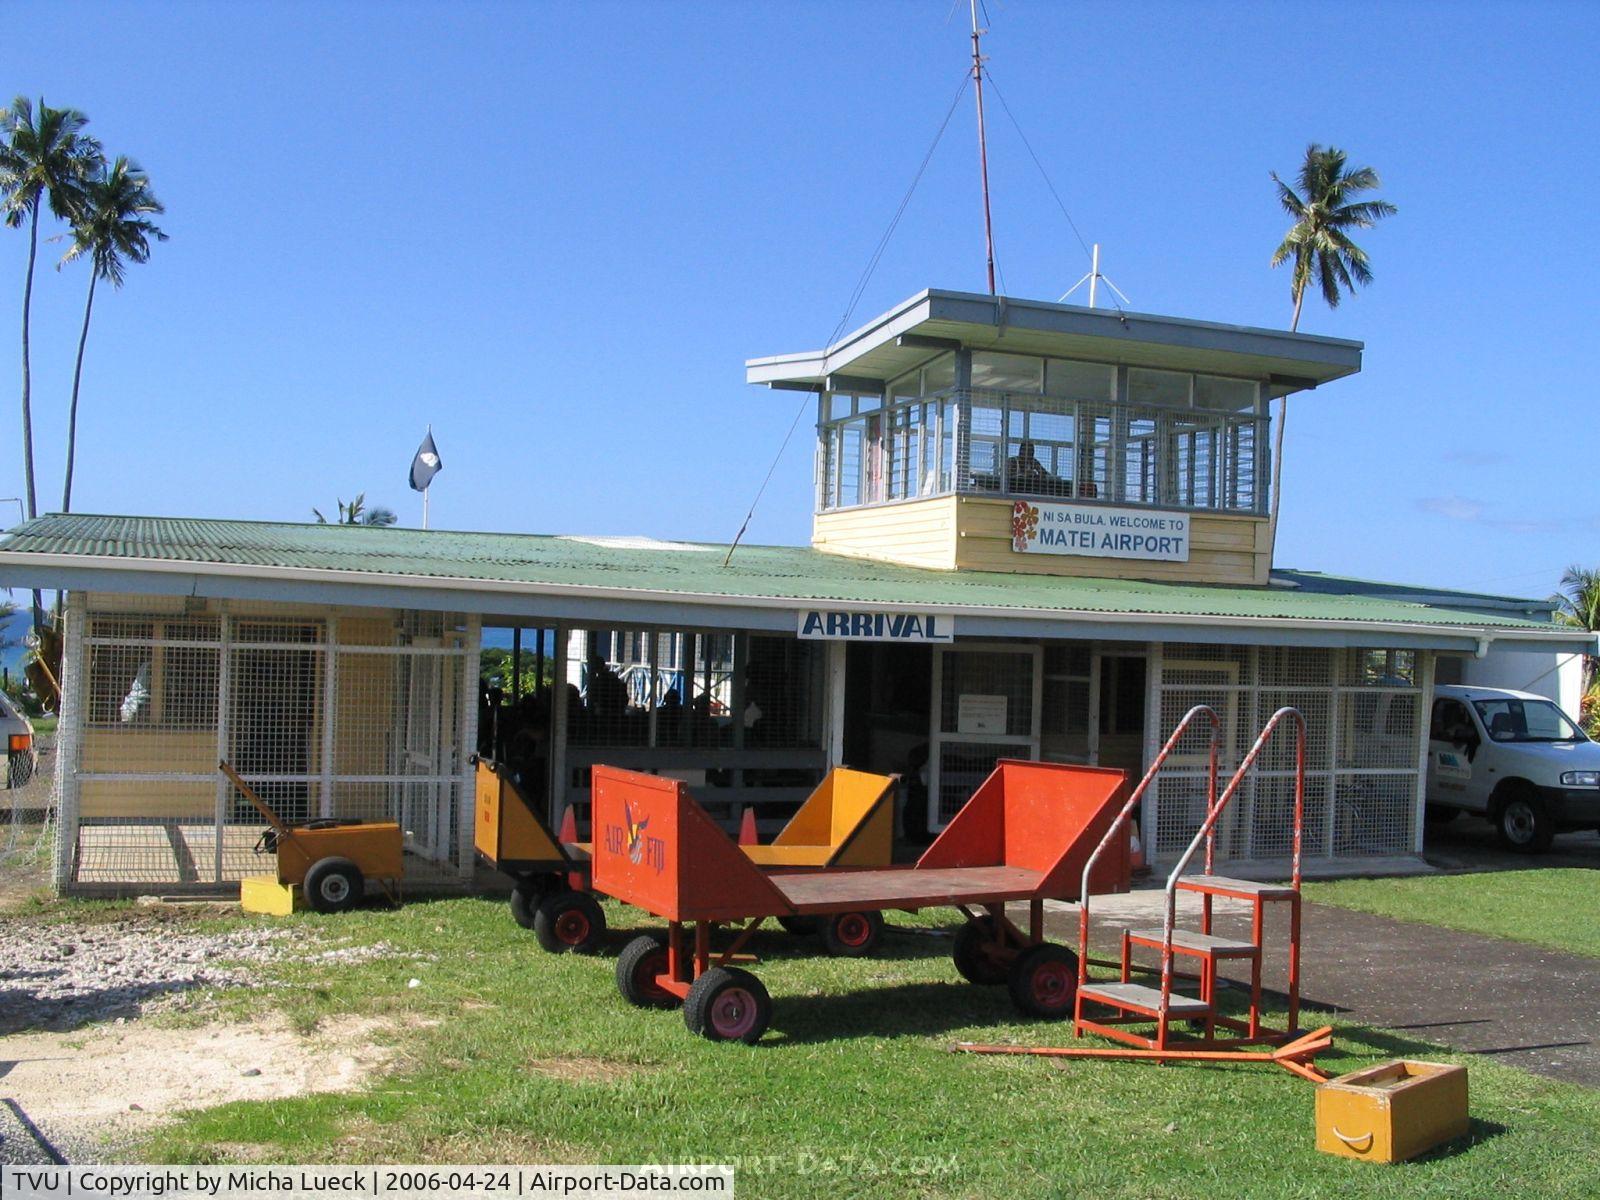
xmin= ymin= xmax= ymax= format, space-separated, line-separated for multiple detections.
xmin=0 ymin=98 xmax=100 ymax=521
xmin=1554 ymin=566 xmax=1600 ymax=733
xmin=0 ymin=97 xmax=100 ymax=632
xmin=57 ymin=156 xmax=167 ymax=514
xmin=313 ymin=494 xmax=398 ymax=526
xmin=1267 ymin=144 xmax=1396 ymax=541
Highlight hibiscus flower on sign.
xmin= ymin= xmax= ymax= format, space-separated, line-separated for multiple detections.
xmin=1012 ymin=500 xmax=1039 ymax=552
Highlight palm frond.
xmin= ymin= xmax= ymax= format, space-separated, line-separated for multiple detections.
xmin=1270 ymin=143 xmax=1395 ymax=327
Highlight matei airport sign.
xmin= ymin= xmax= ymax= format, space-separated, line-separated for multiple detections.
xmin=1011 ymin=500 xmax=1190 ymax=562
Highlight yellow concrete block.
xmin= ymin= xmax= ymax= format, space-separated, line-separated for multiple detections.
xmin=1316 ymin=1060 xmax=1469 ymax=1163
xmin=240 ymin=874 xmax=300 ymax=916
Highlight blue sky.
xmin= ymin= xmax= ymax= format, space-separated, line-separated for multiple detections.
xmin=1 ymin=0 xmax=1595 ymax=603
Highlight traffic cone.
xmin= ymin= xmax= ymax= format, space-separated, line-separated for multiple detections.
xmin=738 ymin=806 xmax=759 ymax=846
xmin=1130 ymin=825 xmax=1151 ymax=877
xmin=558 ymin=803 xmax=578 ymax=846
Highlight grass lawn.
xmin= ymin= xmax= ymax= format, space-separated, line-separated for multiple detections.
xmin=73 ymin=896 xmax=1597 ymax=1198
xmin=1306 ymin=869 xmax=1600 ymax=959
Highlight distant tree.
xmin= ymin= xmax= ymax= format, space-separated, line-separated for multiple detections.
xmin=480 ymin=647 xmax=558 ymax=703
xmin=57 ymin=155 xmax=167 ymax=514
xmin=1267 ymin=144 xmax=1396 ymax=543
xmin=313 ymin=493 xmax=398 ymax=526
xmin=1554 ymin=566 xmax=1600 ymax=735
xmin=0 ymin=96 xmax=101 ymax=631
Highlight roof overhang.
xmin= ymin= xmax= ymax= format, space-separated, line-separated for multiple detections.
xmin=746 ymin=288 xmax=1363 ymax=397
xmin=4 ymin=550 xmax=1590 ymax=658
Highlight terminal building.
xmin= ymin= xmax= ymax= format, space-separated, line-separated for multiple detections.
xmin=0 ymin=288 xmax=1587 ymax=895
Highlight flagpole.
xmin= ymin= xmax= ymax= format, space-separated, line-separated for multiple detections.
xmin=423 ymin=484 xmax=430 ymax=530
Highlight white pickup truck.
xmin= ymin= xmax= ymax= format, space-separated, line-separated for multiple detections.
xmin=1426 ymin=683 xmax=1600 ymax=852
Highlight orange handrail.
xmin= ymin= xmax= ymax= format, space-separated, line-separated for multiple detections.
xmin=1156 ymin=706 xmax=1306 ymax=1029
xmin=1077 ymin=705 xmax=1219 ymax=996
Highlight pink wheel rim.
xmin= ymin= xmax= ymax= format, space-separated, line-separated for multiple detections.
xmin=555 ymin=910 xmax=591 ymax=945
xmin=1031 ymin=961 xmax=1074 ymax=1009
xmin=710 ymin=986 xmax=759 ymax=1039
xmin=835 ymin=913 xmax=872 ymax=947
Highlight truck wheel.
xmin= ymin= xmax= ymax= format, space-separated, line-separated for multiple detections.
xmin=304 ymin=857 xmax=364 ymax=914
xmin=683 ymin=966 xmax=771 ymax=1044
xmin=820 ymin=911 xmax=883 ymax=957
xmin=952 ymin=916 xmax=1009 ymax=985
xmin=1496 ymin=790 xmax=1555 ymax=853
xmin=509 ymin=875 xmax=557 ymax=930
xmin=616 ymin=935 xmax=679 ymax=1009
xmin=1007 ymin=943 xmax=1079 ymax=1019
xmin=533 ymin=890 xmax=606 ymax=954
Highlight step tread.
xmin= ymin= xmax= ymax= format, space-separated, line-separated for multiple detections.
xmin=1076 ymin=981 xmax=1211 ymax=1016
xmin=1176 ymin=874 xmax=1298 ymax=899
xmin=1126 ymin=928 xmax=1260 ymax=954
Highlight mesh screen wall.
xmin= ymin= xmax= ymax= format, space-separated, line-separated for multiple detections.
xmin=1147 ymin=642 xmax=1430 ymax=868
xmin=56 ymin=594 xmax=478 ymax=893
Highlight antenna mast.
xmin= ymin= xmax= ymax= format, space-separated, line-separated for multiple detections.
xmin=970 ymin=0 xmax=996 ymax=295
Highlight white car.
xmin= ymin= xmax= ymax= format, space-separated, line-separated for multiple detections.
xmin=0 ymin=689 xmax=35 ymax=790
xmin=1426 ymin=683 xmax=1600 ymax=852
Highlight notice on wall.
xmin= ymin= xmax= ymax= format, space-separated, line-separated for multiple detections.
xmin=1011 ymin=500 xmax=1190 ymax=562
xmin=956 ymin=694 xmax=1008 ymax=736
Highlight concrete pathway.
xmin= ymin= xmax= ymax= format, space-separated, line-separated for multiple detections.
xmin=1044 ymin=888 xmax=1600 ymax=1089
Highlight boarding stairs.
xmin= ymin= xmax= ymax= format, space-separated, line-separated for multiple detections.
xmin=1074 ymin=705 xmax=1307 ymax=1051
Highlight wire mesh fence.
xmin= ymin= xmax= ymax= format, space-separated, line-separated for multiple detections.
xmin=1149 ymin=642 xmax=1428 ymax=868
xmin=57 ymin=595 xmax=477 ymax=892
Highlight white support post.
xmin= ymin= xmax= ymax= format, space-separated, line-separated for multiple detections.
xmin=825 ymin=639 xmax=847 ymax=767
xmin=1326 ymin=650 xmax=1342 ymax=861
xmin=213 ymin=611 xmax=233 ymax=885
xmin=927 ymin=647 xmax=945 ymax=832
xmin=1413 ymin=649 xmax=1436 ymax=856
xmin=319 ymin=614 xmax=338 ymax=819
xmin=1141 ymin=641 xmax=1163 ymax=870
xmin=52 ymin=594 xmax=86 ymax=895
xmin=549 ymin=625 xmax=570 ymax=827
xmin=456 ymin=613 xmax=481 ymax=881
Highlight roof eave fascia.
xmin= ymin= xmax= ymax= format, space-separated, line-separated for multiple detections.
xmin=745 ymin=291 xmax=935 ymax=387
xmin=0 ymin=549 xmax=1585 ymax=650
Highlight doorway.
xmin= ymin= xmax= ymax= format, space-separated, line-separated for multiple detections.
xmin=927 ymin=644 xmax=1043 ymax=831
xmin=841 ymin=642 xmax=933 ymax=839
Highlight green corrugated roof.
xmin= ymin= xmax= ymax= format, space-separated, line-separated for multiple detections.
xmin=0 ymin=513 xmax=1563 ymax=636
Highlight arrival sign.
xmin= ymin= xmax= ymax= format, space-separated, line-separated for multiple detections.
xmin=797 ymin=610 xmax=954 ymax=643
xmin=1011 ymin=500 xmax=1190 ymax=562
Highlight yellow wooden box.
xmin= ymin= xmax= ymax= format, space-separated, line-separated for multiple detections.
xmin=1315 ymin=1060 xmax=1469 ymax=1163
xmin=241 ymin=874 xmax=300 ymax=916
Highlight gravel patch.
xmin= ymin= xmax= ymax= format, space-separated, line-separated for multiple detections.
xmin=0 ymin=917 xmax=293 ymax=1035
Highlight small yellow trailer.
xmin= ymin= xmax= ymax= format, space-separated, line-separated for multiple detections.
xmin=222 ymin=759 xmax=404 ymax=914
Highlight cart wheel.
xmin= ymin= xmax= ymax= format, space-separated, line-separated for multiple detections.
xmin=776 ymin=916 xmax=820 ymax=936
xmin=616 ymin=935 xmax=679 ymax=1009
xmin=533 ymin=890 xmax=606 ymax=954
xmin=952 ymin=916 xmax=1009 ymax=985
xmin=820 ymin=911 xmax=883 ymax=957
xmin=509 ymin=875 xmax=557 ymax=930
xmin=304 ymin=856 xmax=364 ymax=915
xmin=683 ymin=966 xmax=772 ymax=1044
xmin=1007 ymin=942 xmax=1079 ymax=1019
